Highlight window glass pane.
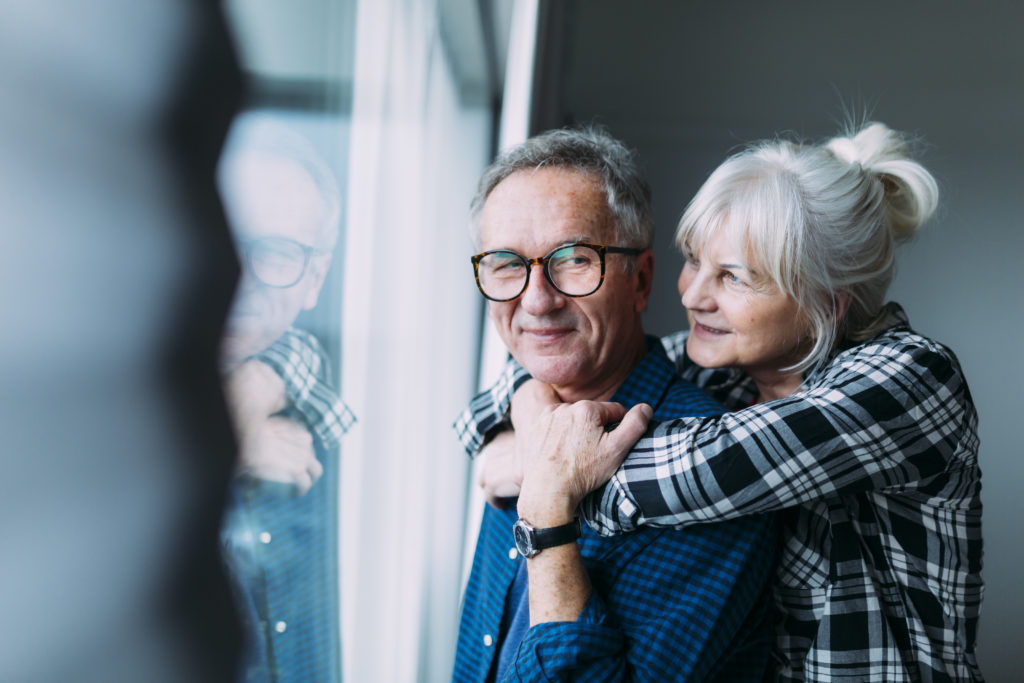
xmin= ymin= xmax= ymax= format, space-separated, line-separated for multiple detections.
xmin=217 ymin=2 xmax=355 ymax=681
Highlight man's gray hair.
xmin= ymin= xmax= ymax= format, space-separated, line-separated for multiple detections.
xmin=218 ymin=112 xmax=342 ymax=249
xmin=469 ymin=127 xmax=653 ymax=252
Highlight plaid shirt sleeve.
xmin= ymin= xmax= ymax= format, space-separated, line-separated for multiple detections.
xmin=453 ymin=359 xmax=530 ymax=455
xmin=452 ymin=315 xmax=978 ymax=533
xmin=254 ymin=327 xmax=356 ymax=450
xmin=580 ymin=324 xmax=979 ymax=534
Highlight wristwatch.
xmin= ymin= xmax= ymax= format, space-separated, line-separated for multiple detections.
xmin=512 ymin=517 xmax=582 ymax=558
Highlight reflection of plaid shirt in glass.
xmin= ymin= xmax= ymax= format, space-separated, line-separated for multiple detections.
xmin=255 ymin=327 xmax=356 ymax=448
xmin=224 ymin=327 xmax=355 ymax=683
xmin=454 ymin=304 xmax=985 ymax=682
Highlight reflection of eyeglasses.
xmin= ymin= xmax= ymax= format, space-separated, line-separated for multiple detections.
xmin=239 ymin=236 xmax=327 ymax=288
xmin=471 ymin=242 xmax=644 ymax=302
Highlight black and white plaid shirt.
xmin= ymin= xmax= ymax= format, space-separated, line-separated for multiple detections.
xmin=454 ymin=304 xmax=984 ymax=681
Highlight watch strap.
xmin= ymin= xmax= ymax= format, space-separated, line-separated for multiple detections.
xmin=514 ymin=517 xmax=581 ymax=558
xmin=532 ymin=517 xmax=582 ymax=550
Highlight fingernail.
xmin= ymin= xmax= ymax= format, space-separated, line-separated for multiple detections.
xmin=639 ymin=404 xmax=653 ymax=419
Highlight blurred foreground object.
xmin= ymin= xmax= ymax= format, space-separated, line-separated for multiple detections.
xmin=0 ymin=1 xmax=242 ymax=681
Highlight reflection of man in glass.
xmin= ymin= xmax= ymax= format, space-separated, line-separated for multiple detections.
xmin=218 ymin=116 xmax=353 ymax=683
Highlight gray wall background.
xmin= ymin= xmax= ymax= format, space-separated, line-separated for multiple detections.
xmin=538 ymin=1 xmax=1023 ymax=677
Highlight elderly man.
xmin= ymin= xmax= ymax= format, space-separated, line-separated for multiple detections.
xmin=452 ymin=128 xmax=776 ymax=681
xmin=217 ymin=116 xmax=354 ymax=683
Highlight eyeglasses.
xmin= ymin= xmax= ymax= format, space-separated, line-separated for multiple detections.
xmin=238 ymin=236 xmax=326 ymax=288
xmin=471 ymin=242 xmax=644 ymax=302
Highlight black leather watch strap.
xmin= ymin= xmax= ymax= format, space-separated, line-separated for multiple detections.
xmin=513 ymin=517 xmax=582 ymax=558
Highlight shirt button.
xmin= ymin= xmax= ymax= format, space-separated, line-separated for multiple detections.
xmin=483 ymin=634 xmax=493 ymax=647
xmin=508 ymin=547 xmax=518 ymax=560
xmin=274 ymin=621 xmax=287 ymax=634
xmin=259 ymin=532 xmax=272 ymax=544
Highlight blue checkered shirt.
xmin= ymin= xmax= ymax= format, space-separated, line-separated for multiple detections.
xmin=454 ymin=305 xmax=984 ymax=682
xmin=453 ymin=337 xmax=777 ymax=681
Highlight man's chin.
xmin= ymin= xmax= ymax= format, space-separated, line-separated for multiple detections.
xmin=517 ymin=355 xmax=583 ymax=389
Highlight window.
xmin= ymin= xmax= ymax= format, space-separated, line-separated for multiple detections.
xmin=218 ymin=2 xmax=356 ymax=680
xmin=216 ymin=1 xmax=516 ymax=680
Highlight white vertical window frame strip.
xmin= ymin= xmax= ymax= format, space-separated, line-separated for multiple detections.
xmin=461 ymin=0 xmax=541 ymax=588
xmin=338 ymin=0 xmax=390 ymax=680
xmin=341 ymin=0 xmax=491 ymax=681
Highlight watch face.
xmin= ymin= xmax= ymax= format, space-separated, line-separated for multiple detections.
xmin=513 ymin=520 xmax=536 ymax=557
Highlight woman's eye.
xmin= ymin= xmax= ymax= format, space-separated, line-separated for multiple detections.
xmin=723 ymin=271 xmax=745 ymax=285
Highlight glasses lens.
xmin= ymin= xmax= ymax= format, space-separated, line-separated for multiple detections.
xmin=477 ymin=251 xmax=527 ymax=300
xmin=248 ymin=238 xmax=308 ymax=287
xmin=547 ymin=244 xmax=602 ymax=296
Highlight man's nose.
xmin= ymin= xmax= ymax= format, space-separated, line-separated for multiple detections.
xmin=236 ymin=267 xmax=261 ymax=292
xmin=232 ymin=268 xmax=270 ymax=308
xmin=519 ymin=264 xmax=565 ymax=315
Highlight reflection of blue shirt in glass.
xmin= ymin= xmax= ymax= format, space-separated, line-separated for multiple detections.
xmin=223 ymin=451 xmax=340 ymax=682
xmin=221 ymin=328 xmax=354 ymax=682
xmin=452 ymin=337 xmax=777 ymax=682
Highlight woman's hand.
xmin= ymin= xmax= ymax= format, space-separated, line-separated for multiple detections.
xmin=476 ymin=431 xmax=522 ymax=509
xmin=516 ymin=400 xmax=653 ymax=527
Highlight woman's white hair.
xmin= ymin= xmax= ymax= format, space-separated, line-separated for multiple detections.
xmin=676 ymin=122 xmax=939 ymax=374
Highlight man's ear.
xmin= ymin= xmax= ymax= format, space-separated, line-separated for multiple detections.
xmin=634 ymin=249 xmax=654 ymax=314
xmin=301 ymin=254 xmax=332 ymax=310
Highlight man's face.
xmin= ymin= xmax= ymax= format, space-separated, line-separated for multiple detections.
xmin=220 ymin=153 xmax=331 ymax=367
xmin=479 ymin=168 xmax=653 ymax=401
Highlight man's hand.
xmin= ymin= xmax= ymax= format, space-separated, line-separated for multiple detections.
xmin=510 ymin=379 xmax=562 ymax=432
xmin=236 ymin=416 xmax=323 ymax=496
xmin=224 ymin=359 xmax=287 ymax=425
xmin=516 ymin=399 xmax=652 ymax=628
xmin=475 ymin=380 xmax=566 ymax=509
xmin=476 ymin=431 xmax=522 ymax=509
xmin=516 ymin=400 xmax=652 ymax=527
xmin=224 ymin=358 xmax=321 ymax=496
xmin=476 ymin=380 xmax=567 ymax=508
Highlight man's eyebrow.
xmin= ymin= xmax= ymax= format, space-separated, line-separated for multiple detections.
xmin=543 ymin=236 xmax=595 ymax=251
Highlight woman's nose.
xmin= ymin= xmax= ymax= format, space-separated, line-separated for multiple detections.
xmin=679 ymin=265 xmax=712 ymax=310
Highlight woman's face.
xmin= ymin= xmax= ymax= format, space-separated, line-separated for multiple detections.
xmin=677 ymin=230 xmax=808 ymax=391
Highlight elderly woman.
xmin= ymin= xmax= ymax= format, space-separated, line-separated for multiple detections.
xmin=458 ymin=122 xmax=984 ymax=681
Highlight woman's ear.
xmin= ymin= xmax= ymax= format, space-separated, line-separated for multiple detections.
xmin=836 ymin=291 xmax=852 ymax=322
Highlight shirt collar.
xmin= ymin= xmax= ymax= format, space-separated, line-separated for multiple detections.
xmin=609 ymin=335 xmax=676 ymax=412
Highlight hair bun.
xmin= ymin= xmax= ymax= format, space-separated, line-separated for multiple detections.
xmin=826 ymin=136 xmax=862 ymax=166
xmin=828 ymin=122 xmax=939 ymax=240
